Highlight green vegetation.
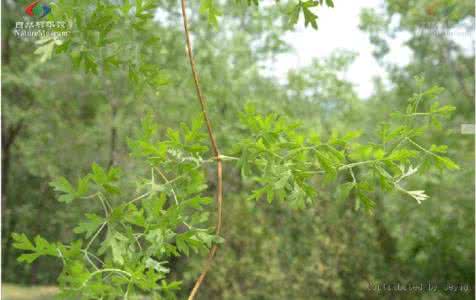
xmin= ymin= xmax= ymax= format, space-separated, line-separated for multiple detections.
xmin=2 ymin=0 xmax=474 ymax=299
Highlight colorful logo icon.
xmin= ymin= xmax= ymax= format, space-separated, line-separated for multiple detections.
xmin=25 ymin=1 xmax=51 ymax=18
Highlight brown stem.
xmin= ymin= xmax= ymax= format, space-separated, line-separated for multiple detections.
xmin=179 ymin=0 xmax=223 ymax=299
xmin=107 ymin=101 xmax=118 ymax=169
xmin=1 ymin=120 xmax=24 ymax=272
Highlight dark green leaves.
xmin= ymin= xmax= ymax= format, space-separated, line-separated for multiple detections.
xmin=324 ymin=0 xmax=334 ymax=7
xmin=288 ymin=1 xmax=319 ymax=29
xmin=238 ymin=80 xmax=458 ymax=210
xmin=386 ymin=149 xmax=418 ymax=162
xmin=16 ymin=115 xmax=222 ymax=298
xmin=289 ymin=0 xmax=335 ymax=29
xmin=50 ymin=163 xmax=120 ymax=204
xmin=355 ymin=183 xmax=375 ymax=212
xmin=315 ymin=150 xmax=338 ymax=181
xmin=11 ymin=233 xmax=35 ymax=251
xmin=301 ymin=1 xmax=319 ymax=29
xmin=289 ymin=3 xmax=302 ymax=28
xmin=12 ymin=234 xmax=58 ymax=263
xmin=74 ymin=214 xmax=105 ymax=238
xmin=175 ymin=230 xmax=215 ymax=256
xmin=89 ymin=163 xmax=121 ymax=195
xmin=200 ymin=0 xmax=222 ymax=28
xmin=50 ymin=177 xmax=89 ymax=203
xmin=128 ymin=115 xmax=208 ymax=166
xmin=17 ymin=112 xmax=219 ymax=298
xmin=49 ymin=177 xmax=76 ymax=203
xmin=435 ymin=155 xmax=460 ymax=170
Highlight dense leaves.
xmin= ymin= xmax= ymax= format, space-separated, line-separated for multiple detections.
xmin=13 ymin=117 xmax=221 ymax=298
xmin=12 ymin=80 xmax=457 ymax=297
xmin=236 ymin=79 xmax=457 ymax=210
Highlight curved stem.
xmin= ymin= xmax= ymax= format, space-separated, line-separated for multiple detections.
xmin=154 ymin=167 xmax=179 ymax=205
xmin=154 ymin=167 xmax=192 ymax=229
xmin=126 ymin=191 xmax=151 ymax=205
xmin=179 ymin=1 xmax=223 ymax=299
xmin=85 ymin=222 xmax=107 ymax=252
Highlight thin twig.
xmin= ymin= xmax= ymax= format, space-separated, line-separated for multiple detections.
xmin=98 ymin=195 xmax=110 ymax=217
xmin=179 ymin=1 xmax=223 ymax=299
xmin=154 ymin=167 xmax=192 ymax=229
xmin=338 ymin=160 xmax=380 ymax=170
xmin=85 ymin=222 xmax=107 ymax=252
xmin=154 ymin=167 xmax=179 ymax=205
xmin=98 ymin=193 xmax=113 ymax=212
xmin=77 ymin=268 xmax=132 ymax=290
xmin=126 ymin=191 xmax=152 ymax=205
xmin=406 ymin=138 xmax=438 ymax=158
xmin=81 ymin=249 xmax=104 ymax=266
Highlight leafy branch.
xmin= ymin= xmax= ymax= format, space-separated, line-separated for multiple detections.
xmin=235 ymin=81 xmax=458 ymax=210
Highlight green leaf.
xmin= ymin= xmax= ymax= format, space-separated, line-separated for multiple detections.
xmin=145 ymin=258 xmax=170 ymax=274
xmin=436 ymin=156 xmax=460 ymax=170
xmin=288 ymin=4 xmax=301 ymax=27
xmin=76 ymin=177 xmax=90 ymax=197
xmin=316 ymin=151 xmax=337 ymax=180
xmin=181 ymin=197 xmax=212 ymax=209
xmin=50 ymin=177 xmax=76 ymax=203
xmin=431 ymin=103 xmax=456 ymax=115
xmin=266 ymin=189 xmax=275 ymax=204
xmin=325 ymin=0 xmax=334 ymax=7
xmin=18 ymin=253 xmax=42 ymax=264
xmin=84 ymin=54 xmax=98 ymax=74
xmin=324 ymin=145 xmax=345 ymax=162
xmin=33 ymin=236 xmax=58 ymax=257
xmin=89 ymin=163 xmax=121 ymax=194
xmin=13 ymin=234 xmax=58 ymax=264
xmin=124 ymin=204 xmax=146 ymax=227
xmin=356 ymin=183 xmax=375 ymax=212
xmin=289 ymin=1 xmax=320 ymax=29
xmin=109 ymin=205 xmax=126 ymax=223
xmin=430 ymin=144 xmax=448 ymax=154
xmin=337 ymin=182 xmax=355 ymax=201
xmin=12 ymin=233 xmax=35 ymax=251
xmin=175 ymin=234 xmax=189 ymax=256
xmin=273 ymin=170 xmax=291 ymax=190
xmin=356 ymin=190 xmax=375 ymax=212
xmin=61 ymin=260 xmax=91 ymax=289
xmin=386 ymin=149 xmax=418 ymax=162
xmin=109 ymin=232 xmax=127 ymax=265
xmin=144 ymin=194 xmax=167 ymax=219
xmin=73 ymin=214 xmax=104 ymax=238
xmin=302 ymin=1 xmax=319 ymax=29
xmin=199 ymin=0 xmax=221 ymax=28
xmin=247 ymin=187 xmax=266 ymax=202
xmin=160 ymin=280 xmax=182 ymax=293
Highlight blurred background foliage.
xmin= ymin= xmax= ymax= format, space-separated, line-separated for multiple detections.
xmin=1 ymin=0 xmax=474 ymax=299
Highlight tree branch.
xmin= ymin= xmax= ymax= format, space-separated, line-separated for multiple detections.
xmin=179 ymin=0 xmax=223 ymax=299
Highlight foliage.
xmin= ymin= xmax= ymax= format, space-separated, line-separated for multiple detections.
xmin=13 ymin=116 xmax=222 ymax=298
xmin=12 ymin=78 xmax=457 ymax=297
xmin=2 ymin=0 xmax=473 ymax=299
xmin=236 ymin=79 xmax=457 ymax=210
